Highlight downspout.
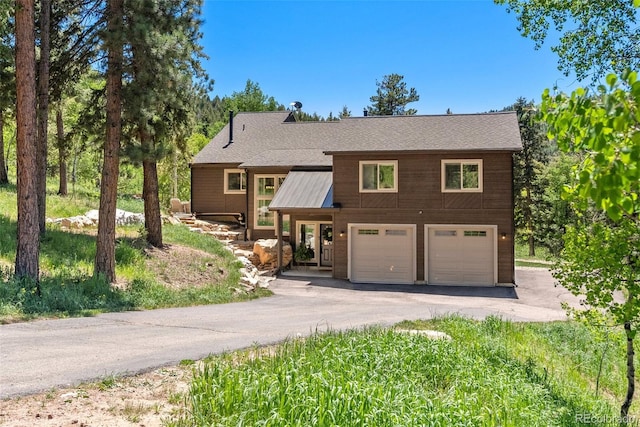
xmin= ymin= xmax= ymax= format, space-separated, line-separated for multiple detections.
xmin=189 ymin=163 xmax=193 ymax=216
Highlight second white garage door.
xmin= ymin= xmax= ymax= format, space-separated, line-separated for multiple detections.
xmin=426 ymin=225 xmax=496 ymax=286
xmin=349 ymin=224 xmax=416 ymax=284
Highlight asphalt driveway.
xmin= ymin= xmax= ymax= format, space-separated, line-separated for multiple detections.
xmin=0 ymin=267 xmax=578 ymax=399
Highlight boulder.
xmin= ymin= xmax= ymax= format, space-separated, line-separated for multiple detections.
xmin=84 ymin=209 xmax=144 ymax=226
xmin=60 ymin=215 xmax=95 ymax=229
xmin=164 ymin=215 xmax=182 ymax=225
xmin=253 ymin=239 xmax=292 ymax=267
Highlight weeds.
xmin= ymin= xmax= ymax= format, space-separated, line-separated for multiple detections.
xmin=122 ymin=402 xmax=148 ymax=423
xmin=98 ymin=375 xmax=119 ymax=391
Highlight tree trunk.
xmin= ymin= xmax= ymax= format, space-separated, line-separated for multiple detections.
xmin=94 ymin=0 xmax=123 ymax=283
xmin=172 ymin=147 xmax=178 ymax=198
xmin=143 ymin=158 xmax=163 ymax=247
xmin=15 ymin=0 xmax=40 ymax=281
xmin=37 ymin=0 xmax=51 ymax=235
xmin=0 ymin=111 xmax=8 ymax=184
xmin=56 ymin=107 xmax=67 ymax=196
xmin=621 ymin=321 xmax=635 ymax=420
xmin=526 ymin=186 xmax=535 ymax=257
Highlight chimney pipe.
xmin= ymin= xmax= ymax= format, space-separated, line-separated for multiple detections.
xmin=363 ymin=109 xmax=368 ymax=117
xmin=229 ymin=110 xmax=234 ymax=144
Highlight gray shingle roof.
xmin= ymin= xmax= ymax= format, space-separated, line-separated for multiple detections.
xmin=241 ymin=149 xmax=333 ymax=168
xmin=191 ymin=111 xmax=522 ymax=166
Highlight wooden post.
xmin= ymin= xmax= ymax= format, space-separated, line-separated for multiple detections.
xmin=276 ymin=210 xmax=283 ymax=273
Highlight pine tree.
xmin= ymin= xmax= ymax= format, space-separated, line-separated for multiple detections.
xmin=95 ymin=0 xmax=123 ymax=283
xmin=367 ymin=73 xmax=419 ymax=116
xmin=49 ymin=0 xmax=103 ymax=196
xmin=338 ymin=105 xmax=351 ymax=119
xmin=36 ymin=0 xmax=51 ymax=235
xmin=15 ymin=0 xmax=40 ymax=281
xmin=121 ymin=0 xmax=207 ymax=247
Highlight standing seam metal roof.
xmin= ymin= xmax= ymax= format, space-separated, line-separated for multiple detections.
xmin=269 ymin=171 xmax=333 ymax=209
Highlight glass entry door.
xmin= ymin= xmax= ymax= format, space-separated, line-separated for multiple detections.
xmin=298 ymin=223 xmax=317 ymax=263
xmin=296 ymin=222 xmax=333 ymax=268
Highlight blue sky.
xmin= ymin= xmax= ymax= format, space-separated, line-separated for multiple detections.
xmin=199 ymin=0 xmax=577 ymax=118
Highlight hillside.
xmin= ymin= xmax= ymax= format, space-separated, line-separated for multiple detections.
xmin=0 ymin=184 xmax=268 ymax=323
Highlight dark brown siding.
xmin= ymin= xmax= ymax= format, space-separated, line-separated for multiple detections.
xmin=332 ymin=152 xmax=515 ymax=284
xmin=191 ymin=165 xmax=246 ymax=215
xmin=333 ymin=152 xmax=513 ymax=211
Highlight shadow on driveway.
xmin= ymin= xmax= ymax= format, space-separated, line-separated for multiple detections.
xmin=282 ymin=275 xmax=519 ymax=299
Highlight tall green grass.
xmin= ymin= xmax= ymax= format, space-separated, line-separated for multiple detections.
xmin=171 ymin=318 xmax=635 ymax=427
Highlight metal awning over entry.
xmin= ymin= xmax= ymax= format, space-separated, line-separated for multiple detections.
xmin=269 ymin=171 xmax=336 ymax=274
xmin=269 ymin=171 xmax=333 ymax=210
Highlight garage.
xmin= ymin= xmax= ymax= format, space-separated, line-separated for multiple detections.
xmin=349 ymin=224 xmax=416 ymax=284
xmin=426 ymin=225 xmax=496 ymax=286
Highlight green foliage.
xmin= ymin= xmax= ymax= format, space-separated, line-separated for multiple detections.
xmin=506 ymin=97 xmax=554 ymax=255
xmin=495 ymin=0 xmax=640 ymax=82
xmin=515 ymin=241 xmax=553 ymax=264
xmin=531 ymin=153 xmax=580 ymax=255
xmin=157 ymin=132 xmax=209 ymax=207
xmin=367 ymin=73 xmax=420 ymax=116
xmin=115 ymin=239 xmax=142 ymax=266
xmin=554 ymin=218 xmax=640 ymax=327
xmin=541 ymin=70 xmax=640 ymax=222
xmin=294 ymin=244 xmax=314 ymax=262
xmin=542 ymin=69 xmax=640 ymax=417
xmin=172 ymin=318 xmax=624 ymax=427
xmin=338 ymin=105 xmax=351 ymax=118
xmin=0 ymin=270 xmax=135 ymax=320
xmin=223 ymin=79 xmax=284 ymax=113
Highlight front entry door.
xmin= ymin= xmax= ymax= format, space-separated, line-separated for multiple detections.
xmin=320 ymin=224 xmax=333 ymax=267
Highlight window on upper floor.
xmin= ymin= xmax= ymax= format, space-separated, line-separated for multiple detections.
xmin=224 ymin=169 xmax=246 ymax=194
xmin=441 ymin=159 xmax=483 ymax=192
xmin=359 ymin=160 xmax=398 ymax=192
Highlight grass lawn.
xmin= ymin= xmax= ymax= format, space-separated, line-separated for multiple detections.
xmin=515 ymin=241 xmax=555 ymax=268
xmin=0 ymin=184 xmax=267 ymax=323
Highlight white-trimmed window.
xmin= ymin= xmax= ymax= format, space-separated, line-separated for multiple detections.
xmin=224 ymin=169 xmax=246 ymax=194
xmin=255 ymin=174 xmax=287 ymax=229
xmin=441 ymin=159 xmax=483 ymax=192
xmin=359 ymin=160 xmax=398 ymax=192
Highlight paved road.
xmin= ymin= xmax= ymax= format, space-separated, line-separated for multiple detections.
xmin=0 ymin=267 xmax=578 ymax=399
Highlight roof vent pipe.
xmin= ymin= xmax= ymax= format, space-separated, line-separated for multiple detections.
xmin=363 ymin=109 xmax=368 ymax=117
xmin=229 ymin=110 xmax=234 ymax=144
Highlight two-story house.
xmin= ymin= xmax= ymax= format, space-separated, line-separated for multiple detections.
xmin=190 ymin=110 xmax=522 ymax=286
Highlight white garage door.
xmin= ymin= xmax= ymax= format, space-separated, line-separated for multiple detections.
xmin=426 ymin=226 xmax=496 ymax=286
xmin=350 ymin=224 xmax=415 ymax=284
